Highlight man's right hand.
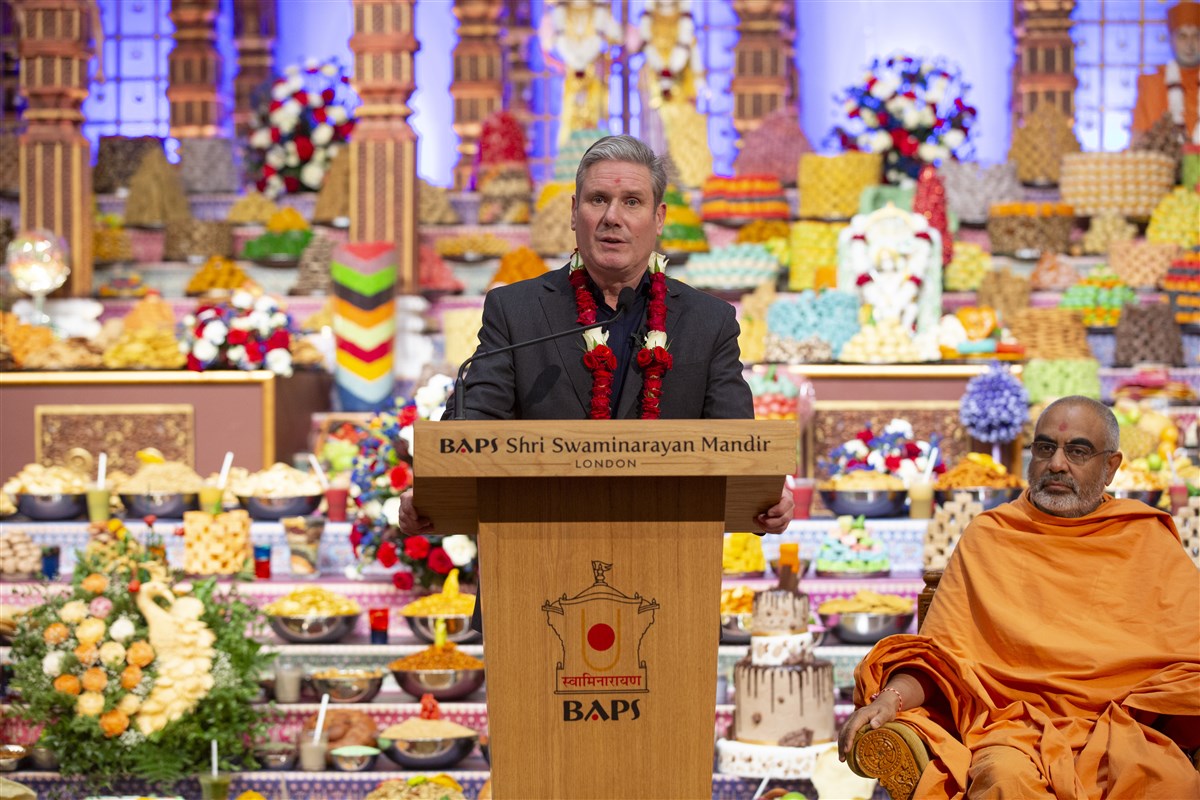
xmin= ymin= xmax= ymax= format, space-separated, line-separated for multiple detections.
xmin=398 ymin=488 xmax=434 ymax=535
xmin=837 ymin=693 xmax=901 ymax=762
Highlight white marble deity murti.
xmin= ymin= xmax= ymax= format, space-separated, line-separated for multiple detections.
xmin=836 ymin=204 xmax=943 ymax=335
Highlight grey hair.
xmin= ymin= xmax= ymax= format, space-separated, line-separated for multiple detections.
xmin=1040 ymin=396 xmax=1120 ymax=451
xmin=575 ymin=135 xmax=668 ymax=208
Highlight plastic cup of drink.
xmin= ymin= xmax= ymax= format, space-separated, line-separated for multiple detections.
xmin=786 ymin=475 xmax=814 ymax=520
xmin=324 ymin=486 xmax=350 ymax=522
xmin=1169 ymin=483 xmax=1190 ymax=515
xmin=908 ymin=480 xmax=935 ymax=519
xmin=198 ymin=773 xmax=232 ymax=800
xmin=299 ymin=734 xmax=327 ymax=772
xmin=273 ymin=663 xmax=303 ymax=703
xmin=86 ymin=488 xmax=111 ymax=524
xmin=198 ymin=486 xmax=224 ymax=515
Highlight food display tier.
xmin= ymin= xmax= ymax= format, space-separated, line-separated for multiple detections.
xmin=1 ymin=770 xmax=835 ymax=800
xmin=0 ymin=517 xmax=932 ymax=576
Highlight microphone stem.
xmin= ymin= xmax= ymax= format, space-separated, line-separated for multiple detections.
xmin=452 ymin=303 xmax=628 ymax=420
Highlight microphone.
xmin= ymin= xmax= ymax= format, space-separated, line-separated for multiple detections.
xmin=452 ymin=286 xmax=637 ymax=419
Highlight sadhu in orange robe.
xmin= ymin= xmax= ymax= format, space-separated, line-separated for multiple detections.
xmin=855 ymin=493 xmax=1200 ymax=799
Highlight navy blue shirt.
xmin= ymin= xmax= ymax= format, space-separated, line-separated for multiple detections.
xmin=588 ymin=270 xmax=651 ymax=414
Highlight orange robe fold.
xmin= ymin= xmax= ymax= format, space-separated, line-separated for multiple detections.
xmin=854 ymin=493 xmax=1200 ymax=799
xmin=1132 ymin=65 xmax=1199 ymax=135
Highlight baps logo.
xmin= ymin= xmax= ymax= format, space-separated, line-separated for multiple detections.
xmin=439 ymin=437 xmax=499 ymax=454
xmin=562 ymin=698 xmax=641 ymax=722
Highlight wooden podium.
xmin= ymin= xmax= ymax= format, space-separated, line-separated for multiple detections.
xmin=414 ymin=419 xmax=796 ymax=799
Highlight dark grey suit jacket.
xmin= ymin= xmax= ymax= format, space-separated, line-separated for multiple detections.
xmin=446 ymin=264 xmax=753 ymax=420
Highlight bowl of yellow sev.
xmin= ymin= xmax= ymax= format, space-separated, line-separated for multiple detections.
xmin=402 ymin=569 xmax=479 ymax=644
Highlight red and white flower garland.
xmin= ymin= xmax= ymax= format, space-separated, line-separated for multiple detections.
xmin=569 ymin=251 xmax=672 ymax=419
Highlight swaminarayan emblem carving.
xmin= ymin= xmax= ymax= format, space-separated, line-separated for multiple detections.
xmin=544 ymin=561 xmax=658 ymax=694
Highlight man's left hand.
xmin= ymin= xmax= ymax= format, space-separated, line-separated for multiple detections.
xmin=756 ymin=487 xmax=794 ymax=535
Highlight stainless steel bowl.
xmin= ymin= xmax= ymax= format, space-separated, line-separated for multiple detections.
xmin=378 ymin=734 xmax=477 ymax=770
xmin=404 ymin=614 xmax=479 ymax=644
xmin=0 ymin=744 xmax=26 ymax=772
xmin=933 ymin=487 xmax=1023 ymax=510
xmin=820 ymin=611 xmax=915 ymax=644
xmin=253 ymin=741 xmax=297 ymax=770
xmin=309 ymin=669 xmax=384 ymax=703
xmin=391 ymin=668 xmax=485 ymax=701
xmin=267 ymin=613 xmax=359 ymax=644
xmin=328 ymin=745 xmax=381 ymax=772
xmin=15 ymin=494 xmax=85 ymax=521
xmin=719 ymin=612 xmax=753 ymax=644
xmin=28 ymin=745 xmax=58 ymax=771
xmin=819 ymin=489 xmax=908 ymax=518
xmin=120 ymin=492 xmax=198 ymax=518
xmin=239 ymin=495 xmax=322 ymax=520
xmin=1108 ymin=489 xmax=1164 ymax=507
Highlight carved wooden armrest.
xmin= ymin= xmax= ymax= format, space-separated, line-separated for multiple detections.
xmin=917 ymin=568 xmax=944 ymax=631
xmin=846 ymin=721 xmax=931 ymax=800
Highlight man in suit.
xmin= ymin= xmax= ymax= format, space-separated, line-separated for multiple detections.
xmin=400 ymin=134 xmax=792 ymax=534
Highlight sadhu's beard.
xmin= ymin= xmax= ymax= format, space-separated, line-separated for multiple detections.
xmin=1029 ymin=471 xmax=1105 ymax=518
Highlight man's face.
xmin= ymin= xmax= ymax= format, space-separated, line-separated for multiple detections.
xmin=1172 ymin=25 xmax=1200 ymax=68
xmin=572 ymin=161 xmax=665 ymax=280
xmin=1027 ymin=403 xmax=1123 ymax=518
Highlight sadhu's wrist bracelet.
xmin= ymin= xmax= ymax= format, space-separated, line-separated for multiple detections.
xmin=869 ymin=686 xmax=904 ymax=712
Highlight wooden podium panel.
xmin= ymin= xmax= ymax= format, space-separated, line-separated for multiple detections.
xmin=414 ymin=420 xmax=796 ymax=799
xmin=477 ymin=475 xmax=725 ymax=800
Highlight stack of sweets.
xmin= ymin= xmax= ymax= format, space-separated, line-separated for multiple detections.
xmin=788 ymin=221 xmax=845 ymax=290
xmin=1109 ymin=240 xmax=1180 ymax=288
xmin=530 ymin=185 xmax=577 ymax=256
xmin=1059 ymin=152 xmax=1176 ymax=218
xmin=678 ymin=243 xmax=779 ymax=291
xmin=474 ymin=111 xmax=532 ymax=224
xmin=490 ymin=246 xmax=548 ymax=288
xmin=700 ymin=175 xmax=790 ymax=221
xmin=937 ymin=161 xmax=1023 ymax=224
xmin=797 ymin=152 xmax=881 ymax=219
xmin=766 ymin=290 xmax=859 ymax=359
xmin=1161 ymin=251 xmax=1200 ymax=326
xmin=291 ymin=231 xmax=337 ymax=296
xmin=418 ymin=179 xmax=462 ymax=226
xmin=1146 ymin=187 xmax=1200 ymax=249
xmin=123 ymin=149 xmax=192 ymax=228
xmin=417 ymin=244 xmax=464 ymax=295
xmin=1113 ymin=304 xmax=1184 ymax=367
xmin=1082 ymin=214 xmax=1137 ymax=255
xmin=977 ymin=268 xmax=1031 ymax=326
xmin=1007 ymin=106 xmax=1080 ymax=185
xmin=942 ymin=243 xmax=992 ymax=292
xmin=1059 ymin=271 xmax=1138 ymax=327
xmin=658 ymin=187 xmax=708 ymax=254
xmin=313 ymin=148 xmax=350 ymax=224
xmin=1021 ymin=358 xmax=1101 ymax=403
xmin=1028 ymin=252 xmax=1082 ymax=292
xmin=923 ymin=493 xmax=984 ymax=571
xmin=182 ymin=508 xmax=252 ymax=575
xmin=553 ymin=129 xmax=607 ymax=181
xmin=1173 ymin=496 xmax=1200 ymax=569
xmin=733 ymin=107 xmax=811 ymax=187
xmin=986 ymin=202 xmax=1074 ymax=256
xmin=737 ymin=283 xmax=774 ymax=363
xmin=1007 ymin=308 xmax=1094 ymax=361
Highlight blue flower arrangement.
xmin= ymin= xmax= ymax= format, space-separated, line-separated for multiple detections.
xmin=959 ymin=363 xmax=1028 ymax=444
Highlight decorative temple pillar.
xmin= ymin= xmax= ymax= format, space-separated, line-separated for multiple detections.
xmin=730 ymin=0 xmax=796 ymax=138
xmin=348 ymin=0 xmax=419 ymax=295
xmin=232 ymin=0 xmax=276 ymax=141
xmin=1 ymin=0 xmax=20 ymax=195
xmin=501 ymin=0 xmax=536 ymax=140
xmin=168 ymin=0 xmax=223 ymax=138
xmin=451 ymin=0 xmax=504 ymax=190
xmin=17 ymin=0 xmax=94 ymax=295
xmin=1012 ymin=0 xmax=1077 ymax=128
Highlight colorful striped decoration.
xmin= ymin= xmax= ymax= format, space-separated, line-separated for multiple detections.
xmin=332 ymin=242 xmax=396 ymax=411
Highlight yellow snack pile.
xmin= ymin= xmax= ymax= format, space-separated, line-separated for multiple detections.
xmin=818 ymin=590 xmax=912 ymax=615
xmin=266 ymin=207 xmax=309 ymax=234
xmin=722 ymin=532 xmax=765 ymax=575
xmin=263 ymin=586 xmax=361 ymax=617
xmin=186 ymin=255 xmax=250 ymax=295
xmin=401 ymin=569 xmax=476 ymax=616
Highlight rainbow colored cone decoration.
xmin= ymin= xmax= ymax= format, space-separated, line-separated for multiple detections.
xmin=332 ymin=242 xmax=396 ymax=411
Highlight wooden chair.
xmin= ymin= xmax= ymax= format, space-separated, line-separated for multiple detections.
xmin=843 ymin=568 xmax=942 ymax=800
